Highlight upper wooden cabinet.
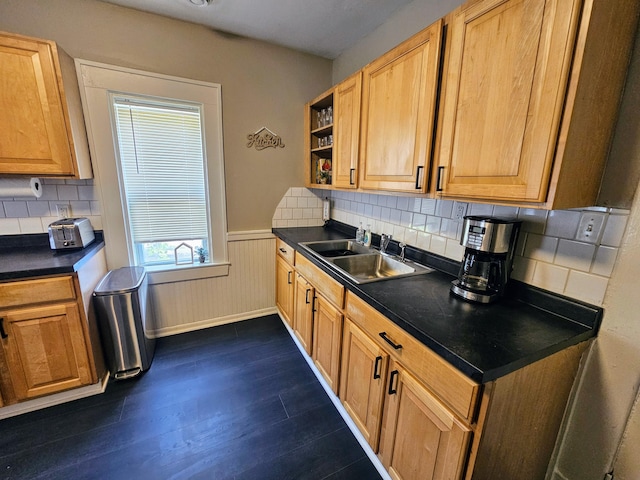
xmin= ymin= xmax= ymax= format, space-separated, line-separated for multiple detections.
xmin=435 ymin=0 xmax=640 ymax=208
xmin=0 ymin=31 xmax=92 ymax=178
xmin=359 ymin=20 xmax=443 ymax=193
xmin=332 ymin=72 xmax=362 ymax=189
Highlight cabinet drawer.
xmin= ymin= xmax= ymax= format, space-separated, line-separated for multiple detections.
xmin=0 ymin=276 xmax=76 ymax=309
xmin=276 ymin=238 xmax=295 ymax=265
xmin=296 ymin=254 xmax=344 ymax=309
xmin=345 ymin=291 xmax=480 ymax=422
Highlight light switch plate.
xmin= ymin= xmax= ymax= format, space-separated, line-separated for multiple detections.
xmin=575 ymin=212 xmax=606 ymax=243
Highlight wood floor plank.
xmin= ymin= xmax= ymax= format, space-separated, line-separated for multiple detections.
xmin=0 ymin=316 xmax=380 ymax=480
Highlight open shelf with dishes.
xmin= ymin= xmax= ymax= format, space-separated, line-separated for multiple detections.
xmin=305 ymin=90 xmax=334 ymax=188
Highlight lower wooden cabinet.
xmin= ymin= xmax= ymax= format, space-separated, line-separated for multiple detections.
xmin=341 ymin=319 xmax=470 ymax=480
xmin=340 ymin=319 xmax=389 ymax=450
xmin=1 ymin=302 xmax=93 ymax=401
xmin=275 ymin=242 xmax=590 ymax=480
xmin=275 ymin=254 xmax=295 ymax=327
xmin=311 ymin=293 xmax=343 ymax=394
xmin=379 ymin=361 xmax=471 ymax=480
xmin=0 ymin=262 xmax=106 ymax=407
xmin=293 ymin=273 xmax=314 ymax=355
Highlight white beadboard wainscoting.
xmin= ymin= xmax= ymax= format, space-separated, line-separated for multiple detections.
xmin=148 ymin=231 xmax=277 ymax=337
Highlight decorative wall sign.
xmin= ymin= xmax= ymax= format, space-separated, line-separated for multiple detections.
xmin=247 ymin=127 xmax=285 ymax=150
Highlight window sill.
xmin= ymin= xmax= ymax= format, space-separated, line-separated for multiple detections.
xmin=146 ymin=262 xmax=230 ymax=285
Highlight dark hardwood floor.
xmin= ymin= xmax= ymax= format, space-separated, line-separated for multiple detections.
xmin=0 ymin=315 xmax=382 ymax=480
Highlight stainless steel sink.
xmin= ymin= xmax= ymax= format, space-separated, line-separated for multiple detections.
xmin=299 ymin=239 xmax=433 ymax=284
xmin=299 ymin=239 xmax=374 ymax=257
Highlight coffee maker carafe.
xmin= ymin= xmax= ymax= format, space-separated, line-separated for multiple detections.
xmin=451 ymin=216 xmax=521 ymax=303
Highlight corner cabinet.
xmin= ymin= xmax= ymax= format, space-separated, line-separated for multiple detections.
xmin=0 ymin=31 xmax=92 ymax=178
xmin=435 ymin=0 xmax=640 ymax=209
xmin=358 ymin=20 xmax=443 ymax=193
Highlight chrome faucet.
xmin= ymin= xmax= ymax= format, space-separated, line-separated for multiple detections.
xmin=399 ymin=242 xmax=407 ymax=262
xmin=380 ymin=233 xmax=392 ymax=254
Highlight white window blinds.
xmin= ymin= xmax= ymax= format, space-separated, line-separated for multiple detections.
xmin=112 ymin=97 xmax=209 ymax=244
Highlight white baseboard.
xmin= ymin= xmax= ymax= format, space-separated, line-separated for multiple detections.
xmin=151 ymin=307 xmax=279 ymax=338
xmin=0 ymin=373 xmax=109 ymax=420
xmin=277 ymin=312 xmax=393 ymax=480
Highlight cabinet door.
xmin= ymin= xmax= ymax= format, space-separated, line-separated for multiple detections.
xmin=359 ymin=21 xmax=443 ymax=193
xmin=293 ymin=274 xmax=314 ymax=355
xmin=340 ymin=319 xmax=389 ymax=451
xmin=311 ymin=293 xmax=343 ymax=394
xmin=276 ymin=255 xmax=295 ymax=326
xmin=1 ymin=303 xmax=93 ymax=401
xmin=437 ymin=0 xmax=581 ymax=202
xmin=333 ymin=72 xmax=362 ymax=189
xmin=379 ymin=362 xmax=471 ymax=480
xmin=0 ymin=33 xmax=76 ymax=176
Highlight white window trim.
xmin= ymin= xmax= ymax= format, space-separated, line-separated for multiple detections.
xmin=76 ymin=59 xmax=229 ymax=282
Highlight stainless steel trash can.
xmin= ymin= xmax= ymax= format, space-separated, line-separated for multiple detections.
xmin=93 ymin=266 xmax=155 ymax=380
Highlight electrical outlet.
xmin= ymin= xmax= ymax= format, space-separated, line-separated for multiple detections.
xmin=575 ymin=212 xmax=606 ymax=243
xmin=56 ymin=203 xmax=71 ymax=219
xmin=454 ymin=202 xmax=468 ymax=220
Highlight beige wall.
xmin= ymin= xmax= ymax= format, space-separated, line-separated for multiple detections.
xmin=331 ymin=0 xmax=464 ymax=83
xmin=0 ymin=0 xmax=332 ymax=232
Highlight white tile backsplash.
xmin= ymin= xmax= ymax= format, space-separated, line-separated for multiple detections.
xmin=271 ymin=187 xmax=325 ymax=228
xmin=0 ymin=178 xmax=103 ymax=235
xmin=546 ymin=210 xmax=581 ymax=239
xmin=601 ymin=214 xmax=628 ymax=247
xmin=565 ymin=270 xmax=609 ymax=305
xmin=554 ymin=239 xmax=596 ymax=272
xmin=303 ymin=189 xmax=631 ymax=306
xmin=532 ymin=262 xmax=569 ymax=292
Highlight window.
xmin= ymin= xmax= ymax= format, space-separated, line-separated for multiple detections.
xmin=112 ymin=96 xmax=210 ymax=267
xmin=76 ymin=60 xmax=229 ymax=282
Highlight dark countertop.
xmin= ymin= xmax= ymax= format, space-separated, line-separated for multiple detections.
xmin=274 ymin=223 xmax=602 ymax=383
xmin=0 ymin=232 xmax=105 ymax=281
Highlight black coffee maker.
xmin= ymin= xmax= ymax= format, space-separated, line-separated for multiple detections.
xmin=451 ymin=216 xmax=521 ymax=303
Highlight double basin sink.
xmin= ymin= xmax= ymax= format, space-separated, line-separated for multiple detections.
xmin=299 ymin=239 xmax=433 ymax=284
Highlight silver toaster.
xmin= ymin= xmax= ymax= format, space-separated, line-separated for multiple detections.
xmin=48 ymin=218 xmax=95 ymax=250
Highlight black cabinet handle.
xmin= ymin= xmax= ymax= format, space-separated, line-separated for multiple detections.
xmin=312 ymin=296 xmax=317 ymax=313
xmin=436 ymin=166 xmax=445 ymax=192
xmin=349 ymin=168 xmax=355 ymax=185
xmin=279 ymin=247 xmax=287 ymax=254
xmin=379 ymin=332 xmax=402 ymax=350
xmin=373 ymin=355 xmax=382 ymax=379
xmin=415 ymin=165 xmax=424 ymax=189
xmin=287 ymin=271 xmax=292 ymax=285
xmin=305 ymin=288 xmax=311 ymax=304
xmin=0 ymin=318 xmax=7 ymax=339
xmin=388 ymin=370 xmax=399 ymax=395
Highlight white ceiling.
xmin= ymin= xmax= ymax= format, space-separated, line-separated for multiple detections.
xmin=97 ymin=0 xmax=416 ymax=59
